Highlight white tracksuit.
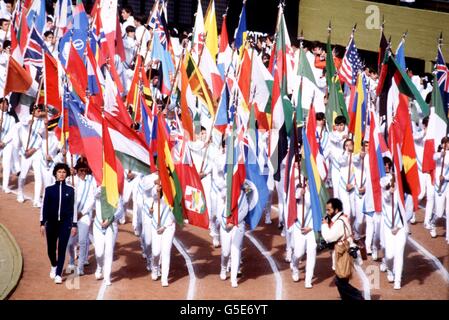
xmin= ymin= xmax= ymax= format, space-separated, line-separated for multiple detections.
xmin=93 ymin=193 xmax=123 ymax=284
xmin=432 ymin=151 xmax=449 ymax=224
xmin=149 ymin=188 xmax=176 ymax=285
xmin=352 ymin=153 xmax=369 ymax=239
xmin=380 ymin=174 xmax=407 ymax=287
xmin=210 ymin=147 xmax=227 ymax=243
xmin=219 ymin=185 xmax=251 ymax=286
xmin=15 ymin=118 xmax=45 ymax=204
xmin=40 ymin=131 xmax=64 ymax=188
xmin=0 ymin=111 xmax=19 ymax=191
xmin=328 ymin=128 xmax=348 ymax=198
xmin=290 ymin=187 xmax=317 ymax=286
xmin=73 ymin=174 xmax=96 ymax=272
xmin=338 ymin=151 xmax=356 ymax=220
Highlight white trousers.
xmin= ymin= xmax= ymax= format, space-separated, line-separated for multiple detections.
xmin=93 ymin=222 xmax=117 ymax=283
xmin=383 ymin=226 xmax=407 ymax=284
xmin=331 ymin=164 xmax=340 ymax=198
xmin=291 ymin=227 xmax=317 ymax=283
xmin=151 ymin=223 xmax=175 ymax=283
xmin=220 ymin=223 xmax=245 ymax=283
xmin=141 ymin=213 xmax=153 ymax=268
xmin=339 ymin=189 xmax=356 ymax=219
xmin=1 ymin=143 xmax=17 ymax=190
xmin=77 ymin=214 xmax=91 ymax=270
xmin=424 ymin=173 xmax=435 ymax=226
xmin=365 ymin=213 xmax=382 ymax=253
xmin=18 ymin=154 xmax=42 ymax=203
xmin=209 ymin=192 xmax=220 ymax=239
xmin=353 ymin=194 xmax=366 ymax=239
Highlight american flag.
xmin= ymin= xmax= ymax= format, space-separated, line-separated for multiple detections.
xmin=339 ymin=37 xmax=363 ymax=86
xmin=436 ymin=47 xmax=449 ymax=103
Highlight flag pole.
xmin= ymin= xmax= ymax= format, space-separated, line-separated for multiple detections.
xmin=25 ymin=76 xmax=45 ymax=151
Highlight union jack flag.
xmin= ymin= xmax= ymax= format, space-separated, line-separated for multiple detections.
xmin=24 ymin=25 xmax=49 ymax=69
xmin=340 ymin=37 xmax=363 ymax=86
xmin=436 ymin=46 xmax=449 ymax=115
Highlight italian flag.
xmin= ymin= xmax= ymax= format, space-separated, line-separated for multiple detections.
xmin=422 ymin=74 xmax=448 ymax=183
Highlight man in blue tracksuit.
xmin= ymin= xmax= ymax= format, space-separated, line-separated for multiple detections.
xmin=40 ymin=163 xmax=77 ymax=284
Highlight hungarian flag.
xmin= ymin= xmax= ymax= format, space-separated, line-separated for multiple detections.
xmin=156 ymin=114 xmax=183 ymax=225
xmin=422 ymin=74 xmax=448 ymax=182
xmin=4 ymin=55 xmax=33 ymax=96
xmin=101 ymin=115 xmax=120 ymax=224
xmin=391 ymin=94 xmax=421 ymax=210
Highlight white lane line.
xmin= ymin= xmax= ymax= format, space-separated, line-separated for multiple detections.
xmin=408 ymin=236 xmax=449 ymax=283
xmin=11 ymin=190 xmax=110 ymax=299
xmin=245 ymin=231 xmax=283 ymax=300
xmin=173 ymin=238 xmax=196 ymax=300
xmin=408 ymin=205 xmax=449 ymax=283
xmin=354 ymin=262 xmax=371 ymax=300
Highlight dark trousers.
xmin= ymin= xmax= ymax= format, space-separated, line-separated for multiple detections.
xmin=334 ymin=276 xmax=365 ymax=300
xmin=45 ymin=222 xmax=72 ymax=276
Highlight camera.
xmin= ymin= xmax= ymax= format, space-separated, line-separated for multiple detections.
xmin=349 ymin=246 xmax=359 ymax=259
xmin=324 ymin=215 xmax=332 ymax=224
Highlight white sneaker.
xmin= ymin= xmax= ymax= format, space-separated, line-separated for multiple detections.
xmin=410 ymin=214 xmax=416 ymax=224
xmin=265 ymin=216 xmax=272 ymax=225
xmin=33 ymin=201 xmax=41 ymax=208
xmin=284 ymin=249 xmax=292 ymax=263
xmin=212 ymin=237 xmax=220 ymax=248
xmin=151 ymin=271 xmax=159 ymax=281
xmin=49 ymin=266 xmax=57 ymax=279
xmin=76 ymin=268 xmax=84 ymax=276
xmin=387 ymin=271 xmax=394 ymax=283
xmin=3 ymin=187 xmax=11 ymax=194
xmin=430 ymin=227 xmax=437 ymax=238
xmin=119 ymin=217 xmax=126 ymax=225
xmin=17 ymin=195 xmax=24 ymax=203
xmin=424 ymin=223 xmax=432 ymax=230
xmin=292 ymin=269 xmax=300 ymax=282
xmin=305 ymin=281 xmax=313 ymax=289
xmin=54 ymin=276 xmax=62 ymax=284
xmin=104 ymin=279 xmax=111 ymax=286
xmin=372 ymin=249 xmax=378 ymax=261
xmin=231 ymin=279 xmax=238 ymax=288
xmin=394 ymin=281 xmax=401 ymax=290
xmin=161 ymin=279 xmax=169 ymax=287
xmin=380 ymin=262 xmax=387 ymax=272
xmin=220 ymin=268 xmax=227 ymax=281
xmin=66 ymin=264 xmax=76 ymax=273
xmin=95 ymin=269 xmax=103 ymax=280
xmin=142 ymin=253 xmax=147 ymax=259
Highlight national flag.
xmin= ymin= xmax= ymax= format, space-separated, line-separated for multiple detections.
xmin=234 ymin=2 xmax=247 ymax=52
xmin=10 ymin=1 xmax=29 ymax=64
xmin=44 ymin=52 xmax=62 ymax=115
xmin=4 ymin=55 xmax=33 ymax=96
xmin=377 ymin=29 xmax=388 ymax=74
xmin=175 ymin=142 xmax=209 ymax=230
xmin=23 ymin=25 xmax=49 ymax=69
xmin=225 ymin=114 xmax=246 ymax=225
xmin=217 ymin=13 xmax=233 ymax=79
xmin=214 ymin=81 xmax=230 ymax=133
xmin=325 ymin=33 xmax=349 ymax=124
xmin=306 ymin=104 xmax=327 ymax=181
xmin=422 ymin=74 xmax=448 ymax=181
xmin=347 ymin=73 xmax=367 ymax=154
xmin=339 ymin=37 xmax=363 ymax=86
xmin=391 ymin=94 xmax=421 ymax=210
xmin=64 ymin=42 xmax=87 ymax=103
xmin=250 ymin=51 xmax=272 ymax=130
xmin=54 ymin=0 xmax=73 ymax=34
xmin=244 ymin=105 xmax=268 ymax=230
xmin=365 ymin=110 xmax=386 ymax=212
xmin=156 ymin=114 xmax=184 ymax=225
xmin=302 ymin=127 xmax=328 ymax=232
xmin=436 ymin=46 xmax=449 ymax=117
xmin=191 ymin=0 xmax=206 ymax=62
xmin=269 ymin=9 xmax=293 ymax=182
xmin=185 ymin=51 xmax=215 ymax=117
xmin=26 ymin=0 xmax=46 ymax=34
xmin=101 ymin=115 xmax=120 ymax=224
xmin=395 ymin=38 xmax=406 ymax=71
xmin=99 ymin=0 xmax=117 ymax=58
xmin=86 ymin=42 xmax=104 ymax=98
xmin=180 ymin=57 xmax=195 ymax=139
xmin=204 ymin=0 xmax=218 ymax=59
xmin=151 ymin=29 xmax=175 ymax=96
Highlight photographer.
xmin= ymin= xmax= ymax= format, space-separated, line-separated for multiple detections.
xmin=321 ymin=198 xmax=364 ymax=300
